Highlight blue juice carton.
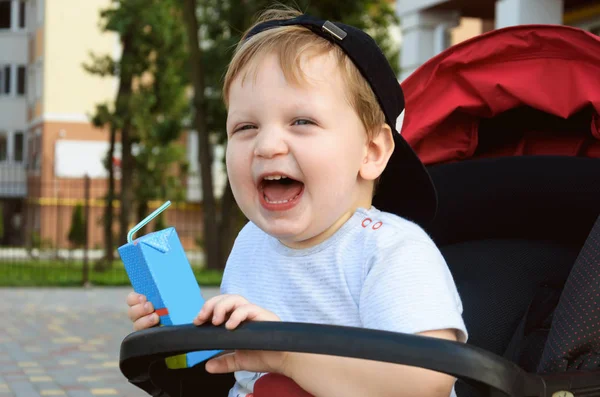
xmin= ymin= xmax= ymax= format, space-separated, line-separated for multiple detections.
xmin=118 ymin=201 xmax=221 ymax=368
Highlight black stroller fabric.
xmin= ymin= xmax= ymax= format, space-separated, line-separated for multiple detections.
xmin=425 ymin=156 xmax=600 ymax=396
xmin=537 ymin=214 xmax=600 ymax=373
xmin=426 ymin=156 xmax=600 ymax=360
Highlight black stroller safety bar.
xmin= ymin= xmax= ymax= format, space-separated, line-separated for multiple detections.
xmin=119 ymin=321 xmax=546 ymax=397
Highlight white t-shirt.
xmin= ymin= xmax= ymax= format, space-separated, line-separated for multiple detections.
xmin=221 ymin=206 xmax=468 ymax=397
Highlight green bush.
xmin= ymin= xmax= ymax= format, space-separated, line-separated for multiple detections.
xmin=0 ymin=260 xmax=222 ymax=287
xmin=68 ymin=204 xmax=87 ymax=248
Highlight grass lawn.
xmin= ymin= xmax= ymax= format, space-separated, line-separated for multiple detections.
xmin=0 ymin=260 xmax=223 ymax=287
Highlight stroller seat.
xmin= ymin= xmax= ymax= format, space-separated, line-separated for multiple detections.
xmin=425 ymin=155 xmax=600 ymax=395
xmin=397 ymin=24 xmax=600 ymax=394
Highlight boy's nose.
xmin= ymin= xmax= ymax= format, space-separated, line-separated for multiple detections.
xmin=253 ymin=129 xmax=289 ymax=158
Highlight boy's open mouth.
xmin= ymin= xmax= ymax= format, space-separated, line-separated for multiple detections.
xmin=259 ymin=175 xmax=304 ymax=205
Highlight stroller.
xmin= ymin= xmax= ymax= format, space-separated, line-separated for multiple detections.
xmin=119 ymin=24 xmax=600 ymax=396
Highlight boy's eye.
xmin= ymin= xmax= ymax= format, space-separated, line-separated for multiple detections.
xmin=292 ymin=119 xmax=315 ymax=126
xmin=233 ymin=124 xmax=256 ymax=133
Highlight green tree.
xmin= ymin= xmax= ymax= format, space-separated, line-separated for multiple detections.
xmin=181 ymin=0 xmax=399 ymax=269
xmin=68 ymin=204 xmax=87 ymax=249
xmin=85 ymin=0 xmax=190 ymax=256
xmin=127 ymin=3 xmax=190 ymax=234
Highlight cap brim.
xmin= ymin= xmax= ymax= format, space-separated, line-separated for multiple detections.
xmin=372 ymin=129 xmax=438 ymax=227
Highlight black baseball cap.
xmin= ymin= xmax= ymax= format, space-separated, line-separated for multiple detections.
xmin=244 ymin=14 xmax=437 ymax=226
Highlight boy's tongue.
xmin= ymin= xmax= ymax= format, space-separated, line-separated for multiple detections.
xmin=262 ymin=180 xmax=303 ymax=202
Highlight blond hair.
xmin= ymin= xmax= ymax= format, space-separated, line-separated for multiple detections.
xmin=222 ymin=6 xmax=386 ymax=140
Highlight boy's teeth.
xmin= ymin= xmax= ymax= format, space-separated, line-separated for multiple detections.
xmin=264 ymin=175 xmax=288 ymax=180
xmin=264 ymin=192 xmax=300 ymax=204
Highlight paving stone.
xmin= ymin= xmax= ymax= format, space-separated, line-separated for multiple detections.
xmin=66 ymin=391 xmax=95 ymax=397
xmin=2 ymin=376 xmax=26 ymax=383
xmin=8 ymin=381 xmax=41 ymax=397
xmin=1 ymin=287 xmax=220 ymax=397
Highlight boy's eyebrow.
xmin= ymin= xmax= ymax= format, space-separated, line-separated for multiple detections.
xmin=228 ymin=101 xmax=319 ymax=120
xmin=226 ymin=110 xmax=249 ymax=124
xmin=225 ymin=108 xmax=246 ymax=123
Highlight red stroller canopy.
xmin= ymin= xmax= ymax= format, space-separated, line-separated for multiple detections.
xmin=400 ymin=24 xmax=600 ymax=165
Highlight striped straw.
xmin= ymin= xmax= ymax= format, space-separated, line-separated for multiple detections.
xmin=127 ymin=200 xmax=172 ymax=243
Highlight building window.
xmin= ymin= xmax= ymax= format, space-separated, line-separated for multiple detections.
xmin=0 ymin=1 xmax=11 ymax=29
xmin=0 ymin=65 xmax=11 ymax=95
xmin=17 ymin=65 xmax=25 ymax=95
xmin=4 ymin=65 xmax=9 ymax=94
xmin=0 ymin=131 xmax=7 ymax=162
xmin=14 ymin=131 xmax=24 ymax=162
xmin=0 ymin=65 xmax=22 ymax=95
xmin=18 ymin=0 xmax=24 ymax=28
xmin=0 ymin=0 xmax=26 ymax=30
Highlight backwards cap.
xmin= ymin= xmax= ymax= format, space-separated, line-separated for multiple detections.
xmin=244 ymin=14 xmax=437 ymax=226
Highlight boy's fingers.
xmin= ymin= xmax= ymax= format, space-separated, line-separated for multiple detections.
xmin=199 ymin=295 xmax=226 ymax=315
xmin=225 ymin=304 xmax=257 ymax=329
xmin=195 ymin=295 xmax=246 ymax=325
xmin=126 ymin=292 xmax=141 ymax=306
xmin=127 ymin=301 xmax=154 ymax=322
xmin=205 ymin=350 xmax=270 ymax=374
xmin=211 ymin=295 xmax=249 ymax=325
xmin=127 ymin=305 xmax=139 ymax=322
xmin=133 ymin=313 xmax=159 ymax=331
xmin=195 ymin=295 xmax=226 ymax=324
xmin=194 ymin=295 xmax=226 ymax=325
xmin=205 ymin=352 xmax=240 ymax=374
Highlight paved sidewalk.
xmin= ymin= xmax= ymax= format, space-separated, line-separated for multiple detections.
xmin=0 ymin=287 xmax=219 ymax=397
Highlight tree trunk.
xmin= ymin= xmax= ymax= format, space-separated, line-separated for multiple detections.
xmin=218 ymin=181 xmax=244 ymax=267
xmin=136 ymin=200 xmax=149 ymax=237
xmin=117 ymin=32 xmax=135 ymax=247
xmin=182 ymin=0 xmax=221 ymax=269
xmin=119 ymin=118 xmax=133 ymax=246
xmin=103 ymin=124 xmax=116 ymax=263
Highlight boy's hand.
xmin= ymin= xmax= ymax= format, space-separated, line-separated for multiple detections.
xmin=193 ymin=294 xmax=280 ymax=328
xmin=126 ymin=292 xmax=159 ymax=331
xmin=193 ymin=294 xmax=287 ymax=375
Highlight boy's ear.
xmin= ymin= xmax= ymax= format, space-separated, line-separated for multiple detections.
xmin=360 ymin=123 xmax=395 ymax=181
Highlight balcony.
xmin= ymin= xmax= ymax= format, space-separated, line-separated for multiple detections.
xmin=0 ymin=162 xmax=26 ymax=197
xmin=0 ymin=31 xmax=28 ymax=64
xmin=0 ymin=96 xmax=26 ymax=129
xmin=0 ymin=0 xmax=28 ymax=64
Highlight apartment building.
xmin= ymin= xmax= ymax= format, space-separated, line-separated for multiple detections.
xmin=0 ymin=0 xmax=122 ymax=247
xmin=0 ymin=0 xmax=30 ymax=245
